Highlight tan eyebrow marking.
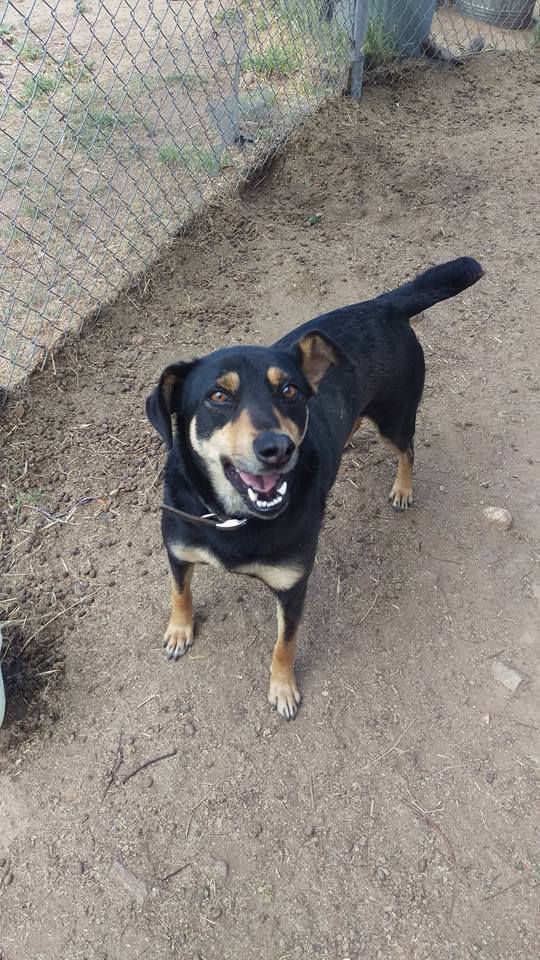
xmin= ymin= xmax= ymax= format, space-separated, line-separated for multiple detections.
xmin=267 ymin=366 xmax=287 ymax=388
xmin=216 ymin=371 xmax=240 ymax=393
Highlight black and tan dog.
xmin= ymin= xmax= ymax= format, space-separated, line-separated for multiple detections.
xmin=146 ymin=257 xmax=483 ymax=719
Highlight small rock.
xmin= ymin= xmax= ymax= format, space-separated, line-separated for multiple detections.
xmin=111 ymin=858 xmax=149 ymax=905
xmin=492 ymin=660 xmax=528 ymax=693
xmin=483 ymin=506 xmax=513 ymax=531
xmin=351 ymin=836 xmax=368 ymax=853
xmin=374 ymin=866 xmax=388 ymax=882
xmin=418 ymin=857 xmax=428 ymax=873
xmin=469 ymin=35 xmax=484 ymax=53
xmin=486 ymin=770 xmax=496 ymax=784
xmin=132 ymin=334 xmax=144 ymax=346
xmin=3 ymin=871 xmax=13 ymax=887
xmin=481 ymin=712 xmax=491 ymax=726
xmin=142 ymin=775 xmax=154 ymax=789
xmin=183 ymin=721 xmax=196 ymax=736
xmin=249 ymin=821 xmax=262 ymax=838
xmin=213 ymin=859 xmax=229 ymax=880
xmin=206 ymin=902 xmax=222 ymax=920
xmin=12 ymin=403 xmax=25 ymax=419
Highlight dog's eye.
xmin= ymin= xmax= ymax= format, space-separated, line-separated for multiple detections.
xmin=281 ymin=383 xmax=299 ymax=401
xmin=208 ymin=389 xmax=231 ymax=405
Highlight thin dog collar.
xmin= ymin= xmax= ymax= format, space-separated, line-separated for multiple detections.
xmin=160 ymin=502 xmax=247 ymax=530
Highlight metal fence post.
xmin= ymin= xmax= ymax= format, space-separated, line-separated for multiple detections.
xmin=349 ymin=0 xmax=369 ymax=99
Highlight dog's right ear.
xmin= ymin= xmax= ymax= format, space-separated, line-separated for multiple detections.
xmin=145 ymin=361 xmax=195 ymax=449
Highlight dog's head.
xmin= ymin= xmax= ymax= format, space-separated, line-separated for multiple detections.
xmin=146 ymin=331 xmax=353 ymax=519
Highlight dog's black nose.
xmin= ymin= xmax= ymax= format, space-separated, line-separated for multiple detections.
xmin=253 ymin=431 xmax=295 ymax=467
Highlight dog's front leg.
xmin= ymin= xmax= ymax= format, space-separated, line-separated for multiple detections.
xmin=268 ymin=578 xmax=308 ymax=721
xmin=163 ymin=552 xmax=195 ymax=660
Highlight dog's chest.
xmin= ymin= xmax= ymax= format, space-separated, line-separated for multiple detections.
xmin=167 ymin=537 xmax=303 ymax=591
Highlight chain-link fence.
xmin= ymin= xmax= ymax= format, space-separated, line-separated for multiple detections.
xmin=1 ymin=1 xmax=537 ymax=391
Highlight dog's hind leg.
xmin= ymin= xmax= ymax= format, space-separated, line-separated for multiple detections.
xmin=366 ymin=404 xmax=418 ymax=511
xmin=268 ymin=578 xmax=308 ymax=720
xmin=163 ymin=554 xmax=195 ymax=660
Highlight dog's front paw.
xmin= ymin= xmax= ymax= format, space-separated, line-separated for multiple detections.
xmin=163 ymin=622 xmax=194 ymax=660
xmin=268 ymin=677 xmax=301 ymax=721
xmin=389 ymin=482 xmax=413 ymax=511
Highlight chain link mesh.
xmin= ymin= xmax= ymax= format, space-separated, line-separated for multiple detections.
xmin=0 ymin=0 xmax=536 ymax=389
xmin=364 ymin=1 xmax=538 ymax=82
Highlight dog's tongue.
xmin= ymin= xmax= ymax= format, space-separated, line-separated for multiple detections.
xmin=238 ymin=470 xmax=280 ymax=494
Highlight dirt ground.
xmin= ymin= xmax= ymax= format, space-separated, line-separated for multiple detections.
xmin=1 ymin=52 xmax=539 ymax=960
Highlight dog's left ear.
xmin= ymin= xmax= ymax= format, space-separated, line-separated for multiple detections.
xmin=292 ymin=330 xmax=355 ymax=391
xmin=145 ymin=361 xmax=196 ymax=449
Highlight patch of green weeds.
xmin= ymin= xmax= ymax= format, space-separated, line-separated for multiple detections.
xmin=158 ymin=144 xmax=230 ymax=174
xmin=72 ymin=107 xmax=143 ymax=151
xmin=242 ymin=43 xmax=301 ymax=78
xmin=16 ymin=40 xmax=44 ymax=62
xmin=21 ymin=73 xmax=56 ymax=102
xmin=364 ymin=19 xmax=397 ymax=61
xmin=164 ymin=71 xmax=198 ymax=89
xmin=213 ymin=7 xmax=243 ymax=27
xmin=158 ymin=143 xmax=182 ymax=166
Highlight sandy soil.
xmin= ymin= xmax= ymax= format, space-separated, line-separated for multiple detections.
xmin=1 ymin=51 xmax=539 ymax=960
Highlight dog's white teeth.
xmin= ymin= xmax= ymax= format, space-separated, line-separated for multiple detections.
xmin=277 ymin=481 xmax=287 ymax=496
xmin=252 ymin=490 xmax=284 ymax=510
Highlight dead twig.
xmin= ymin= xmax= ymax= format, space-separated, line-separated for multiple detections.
xmin=185 ymin=797 xmax=208 ymax=839
xmin=160 ymin=862 xmax=190 ymax=884
xmin=480 ymin=877 xmax=525 ymax=902
xmin=102 ymin=734 xmax=124 ymax=802
xmin=401 ymin=797 xmax=456 ymax=866
xmin=358 ymin=592 xmax=378 ymax=626
xmin=362 ymin=718 xmax=415 ymax=772
xmin=28 ymin=495 xmax=109 ymax=525
xmin=508 ymin=719 xmax=540 ymax=732
xmin=422 ymin=552 xmax=463 ymax=565
xmin=121 ymin=748 xmax=177 ymax=785
xmin=137 ymin=694 xmax=158 ymax=708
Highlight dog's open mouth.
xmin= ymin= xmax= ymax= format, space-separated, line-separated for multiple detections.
xmin=224 ymin=463 xmax=289 ymax=516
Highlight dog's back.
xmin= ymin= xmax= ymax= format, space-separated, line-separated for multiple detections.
xmin=276 ymin=257 xmax=484 ymax=503
xmin=274 ymin=257 xmax=484 ymax=357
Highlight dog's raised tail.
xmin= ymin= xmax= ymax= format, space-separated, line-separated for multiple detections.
xmin=385 ymin=257 xmax=484 ymax=320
